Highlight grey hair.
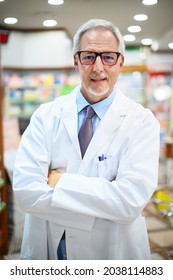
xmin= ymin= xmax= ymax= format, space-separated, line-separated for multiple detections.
xmin=72 ymin=19 xmax=125 ymax=56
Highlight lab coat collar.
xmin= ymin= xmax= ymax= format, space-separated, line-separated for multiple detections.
xmin=60 ymin=86 xmax=129 ymax=170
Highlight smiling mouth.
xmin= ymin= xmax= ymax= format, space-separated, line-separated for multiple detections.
xmin=91 ymin=77 xmax=107 ymax=82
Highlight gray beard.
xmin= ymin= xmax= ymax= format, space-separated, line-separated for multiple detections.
xmin=85 ymin=85 xmax=109 ymax=97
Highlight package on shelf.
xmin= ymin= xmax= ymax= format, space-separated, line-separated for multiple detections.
xmin=4 ymin=74 xmax=23 ymax=88
xmin=8 ymin=89 xmax=23 ymax=100
xmin=42 ymin=74 xmax=54 ymax=87
xmin=24 ymin=75 xmax=41 ymax=87
xmin=23 ymin=89 xmax=39 ymax=101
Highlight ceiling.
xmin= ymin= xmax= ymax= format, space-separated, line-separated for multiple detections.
xmin=0 ymin=0 xmax=173 ymax=52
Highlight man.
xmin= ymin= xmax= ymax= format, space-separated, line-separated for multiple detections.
xmin=13 ymin=19 xmax=160 ymax=260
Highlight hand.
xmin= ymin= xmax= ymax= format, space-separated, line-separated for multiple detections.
xmin=48 ymin=170 xmax=62 ymax=188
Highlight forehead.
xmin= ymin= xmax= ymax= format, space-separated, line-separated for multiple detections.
xmin=80 ymin=28 xmax=119 ymax=51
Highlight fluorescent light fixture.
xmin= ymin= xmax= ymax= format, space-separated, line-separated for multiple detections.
xmin=43 ymin=19 xmax=57 ymax=27
xmin=0 ymin=0 xmax=5 ymax=2
xmin=128 ymin=26 xmax=141 ymax=33
xmin=141 ymin=38 xmax=153 ymax=45
xmin=4 ymin=17 xmax=18 ymax=24
xmin=48 ymin=0 xmax=64 ymax=5
xmin=168 ymin=42 xmax=173 ymax=49
xmin=134 ymin=14 xmax=148 ymax=21
xmin=123 ymin=35 xmax=136 ymax=42
xmin=142 ymin=0 xmax=158 ymax=5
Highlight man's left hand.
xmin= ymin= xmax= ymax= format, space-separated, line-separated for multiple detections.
xmin=48 ymin=170 xmax=62 ymax=188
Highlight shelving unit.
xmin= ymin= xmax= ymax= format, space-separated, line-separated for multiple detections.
xmin=3 ymin=67 xmax=80 ymax=119
xmin=0 ymin=77 xmax=8 ymax=257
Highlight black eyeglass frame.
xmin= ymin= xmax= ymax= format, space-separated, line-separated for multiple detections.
xmin=76 ymin=51 xmax=122 ymax=66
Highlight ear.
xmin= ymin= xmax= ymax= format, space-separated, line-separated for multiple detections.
xmin=120 ymin=55 xmax=124 ymax=68
xmin=73 ymin=55 xmax=79 ymax=71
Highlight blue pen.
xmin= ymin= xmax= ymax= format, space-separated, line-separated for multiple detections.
xmin=98 ymin=154 xmax=106 ymax=161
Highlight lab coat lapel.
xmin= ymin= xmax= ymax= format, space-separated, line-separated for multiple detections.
xmin=61 ymin=89 xmax=81 ymax=156
xmin=79 ymin=88 xmax=128 ymax=171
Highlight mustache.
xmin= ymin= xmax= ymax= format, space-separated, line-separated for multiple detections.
xmin=90 ymin=74 xmax=107 ymax=80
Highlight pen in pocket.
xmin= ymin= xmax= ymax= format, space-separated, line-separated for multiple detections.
xmin=98 ymin=154 xmax=107 ymax=161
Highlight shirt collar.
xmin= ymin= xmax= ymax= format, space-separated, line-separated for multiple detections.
xmin=76 ymin=87 xmax=116 ymax=120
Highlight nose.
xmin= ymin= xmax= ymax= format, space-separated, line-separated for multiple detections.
xmin=92 ymin=55 xmax=104 ymax=72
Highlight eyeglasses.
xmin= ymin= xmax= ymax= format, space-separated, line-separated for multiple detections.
xmin=76 ymin=51 xmax=121 ymax=66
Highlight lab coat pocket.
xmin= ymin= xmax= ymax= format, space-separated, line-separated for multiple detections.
xmin=96 ymin=155 xmax=118 ymax=181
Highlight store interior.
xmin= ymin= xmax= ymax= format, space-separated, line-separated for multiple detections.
xmin=0 ymin=0 xmax=173 ymax=260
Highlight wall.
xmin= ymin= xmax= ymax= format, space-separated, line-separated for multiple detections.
xmin=1 ymin=30 xmax=73 ymax=68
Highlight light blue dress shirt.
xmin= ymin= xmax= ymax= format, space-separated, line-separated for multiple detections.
xmin=76 ymin=88 xmax=116 ymax=133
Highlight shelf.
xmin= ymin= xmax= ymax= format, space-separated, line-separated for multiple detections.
xmin=0 ymin=201 xmax=6 ymax=213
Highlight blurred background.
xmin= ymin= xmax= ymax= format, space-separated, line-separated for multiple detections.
xmin=0 ymin=0 xmax=173 ymax=260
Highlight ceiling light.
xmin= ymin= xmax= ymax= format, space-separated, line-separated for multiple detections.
xmin=4 ymin=17 xmax=18 ymax=24
xmin=0 ymin=0 xmax=5 ymax=2
xmin=134 ymin=14 xmax=148 ymax=21
xmin=151 ymin=41 xmax=159 ymax=51
xmin=43 ymin=19 xmax=57 ymax=27
xmin=48 ymin=0 xmax=64 ymax=5
xmin=168 ymin=42 xmax=173 ymax=49
xmin=141 ymin=38 xmax=153 ymax=45
xmin=142 ymin=0 xmax=158 ymax=5
xmin=123 ymin=35 xmax=136 ymax=42
xmin=128 ymin=26 xmax=141 ymax=33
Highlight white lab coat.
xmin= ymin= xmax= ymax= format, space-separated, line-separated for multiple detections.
xmin=13 ymin=86 xmax=160 ymax=260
